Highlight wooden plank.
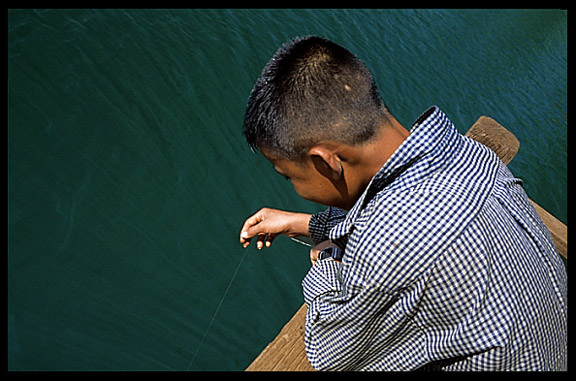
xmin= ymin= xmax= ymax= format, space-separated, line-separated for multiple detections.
xmin=246 ymin=304 xmax=313 ymax=371
xmin=465 ymin=116 xmax=520 ymax=166
xmin=530 ymin=201 xmax=567 ymax=259
xmin=246 ymin=116 xmax=567 ymax=371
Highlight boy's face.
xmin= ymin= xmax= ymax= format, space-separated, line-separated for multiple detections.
xmin=262 ymin=148 xmax=352 ymax=209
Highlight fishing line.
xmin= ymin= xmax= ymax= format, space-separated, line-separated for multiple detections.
xmin=186 ymin=245 xmax=250 ymax=370
xmin=290 ymin=236 xmax=313 ymax=247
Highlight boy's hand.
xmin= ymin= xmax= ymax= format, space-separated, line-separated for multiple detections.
xmin=240 ymin=208 xmax=312 ymax=249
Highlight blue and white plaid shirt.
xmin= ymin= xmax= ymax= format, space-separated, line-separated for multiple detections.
xmin=302 ymin=107 xmax=567 ymax=371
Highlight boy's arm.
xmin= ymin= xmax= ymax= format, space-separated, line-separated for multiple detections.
xmin=239 ymin=207 xmax=347 ymax=249
xmin=301 ymin=258 xmax=397 ymax=371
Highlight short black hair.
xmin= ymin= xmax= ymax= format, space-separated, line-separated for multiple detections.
xmin=243 ymin=35 xmax=389 ymax=161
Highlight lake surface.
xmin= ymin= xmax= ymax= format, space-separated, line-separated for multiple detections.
xmin=8 ymin=9 xmax=566 ymax=370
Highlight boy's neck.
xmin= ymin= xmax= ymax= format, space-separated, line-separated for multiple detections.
xmin=339 ymin=117 xmax=410 ymax=209
xmin=364 ymin=117 xmax=410 ymax=179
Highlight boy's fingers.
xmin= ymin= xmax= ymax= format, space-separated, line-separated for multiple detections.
xmin=240 ymin=217 xmax=258 ymax=239
xmin=240 ymin=225 xmax=263 ymax=243
xmin=239 ymin=222 xmax=259 ymax=245
xmin=265 ymin=234 xmax=277 ymax=247
xmin=256 ymin=234 xmax=266 ymax=250
xmin=254 ymin=233 xmax=278 ymax=250
xmin=240 ymin=230 xmax=277 ymax=250
xmin=239 ymin=210 xmax=268 ymax=243
xmin=240 ymin=229 xmax=251 ymax=242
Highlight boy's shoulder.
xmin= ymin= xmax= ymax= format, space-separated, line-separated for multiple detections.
xmin=343 ymin=134 xmax=505 ymax=290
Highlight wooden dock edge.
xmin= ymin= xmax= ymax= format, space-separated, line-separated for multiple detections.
xmin=245 ymin=304 xmax=313 ymax=371
xmin=246 ymin=116 xmax=567 ymax=371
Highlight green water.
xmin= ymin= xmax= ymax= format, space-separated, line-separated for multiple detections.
xmin=8 ymin=9 xmax=566 ymax=371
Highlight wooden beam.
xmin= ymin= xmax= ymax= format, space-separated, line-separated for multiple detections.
xmin=530 ymin=201 xmax=567 ymax=259
xmin=245 ymin=304 xmax=313 ymax=371
xmin=246 ymin=116 xmax=567 ymax=371
xmin=465 ymin=116 xmax=520 ymax=166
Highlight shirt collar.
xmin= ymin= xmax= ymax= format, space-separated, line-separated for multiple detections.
xmin=330 ymin=106 xmax=460 ymax=242
xmin=369 ymin=106 xmax=457 ymax=193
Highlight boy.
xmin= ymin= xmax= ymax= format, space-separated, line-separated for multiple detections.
xmin=239 ymin=36 xmax=567 ymax=371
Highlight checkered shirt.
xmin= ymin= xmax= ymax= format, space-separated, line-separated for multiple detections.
xmin=302 ymin=107 xmax=567 ymax=371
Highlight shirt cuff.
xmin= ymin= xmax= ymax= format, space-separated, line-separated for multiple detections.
xmin=308 ymin=207 xmax=347 ymax=245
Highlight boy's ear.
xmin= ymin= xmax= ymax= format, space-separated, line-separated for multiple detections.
xmin=308 ymin=145 xmax=343 ymax=181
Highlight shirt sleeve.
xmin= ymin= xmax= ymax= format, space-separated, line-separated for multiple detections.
xmin=308 ymin=207 xmax=347 ymax=245
xmin=301 ymin=260 xmax=398 ymax=371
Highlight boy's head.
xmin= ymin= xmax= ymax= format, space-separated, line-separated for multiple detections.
xmin=243 ymin=36 xmax=390 ymax=161
xmin=243 ymin=36 xmax=403 ymax=209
